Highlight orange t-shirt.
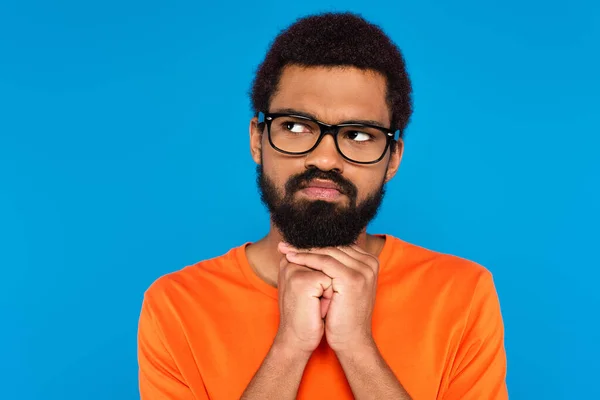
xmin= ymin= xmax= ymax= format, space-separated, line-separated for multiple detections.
xmin=138 ymin=235 xmax=508 ymax=399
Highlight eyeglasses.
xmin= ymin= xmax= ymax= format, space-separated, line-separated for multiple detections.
xmin=257 ymin=112 xmax=399 ymax=164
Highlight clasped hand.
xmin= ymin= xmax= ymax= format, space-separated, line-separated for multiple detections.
xmin=275 ymin=242 xmax=380 ymax=355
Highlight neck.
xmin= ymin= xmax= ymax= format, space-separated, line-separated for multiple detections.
xmin=245 ymin=222 xmax=385 ymax=288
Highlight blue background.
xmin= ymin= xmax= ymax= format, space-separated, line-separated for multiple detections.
xmin=1 ymin=0 xmax=598 ymax=399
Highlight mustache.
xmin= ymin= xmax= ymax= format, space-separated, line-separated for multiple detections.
xmin=285 ymin=168 xmax=357 ymax=199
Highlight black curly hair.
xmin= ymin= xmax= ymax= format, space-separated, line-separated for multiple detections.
xmin=250 ymin=12 xmax=413 ymax=140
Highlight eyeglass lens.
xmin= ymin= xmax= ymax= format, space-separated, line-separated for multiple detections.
xmin=269 ymin=116 xmax=388 ymax=163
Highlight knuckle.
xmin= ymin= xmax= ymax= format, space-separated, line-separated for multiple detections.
xmin=350 ymin=271 xmax=366 ymax=286
xmin=373 ymin=263 xmax=380 ymax=275
xmin=370 ymin=258 xmax=380 ymax=272
xmin=354 ymin=269 xmax=375 ymax=288
xmin=364 ymin=266 xmax=376 ymax=280
xmin=288 ymin=270 xmax=309 ymax=288
xmin=283 ymin=265 xmax=303 ymax=284
xmin=359 ymin=272 xmax=370 ymax=285
xmin=322 ymin=256 xmax=337 ymax=267
xmin=314 ymin=253 xmax=329 ymax=263
xmin=361 ymin=254 xmax=378 ymax=269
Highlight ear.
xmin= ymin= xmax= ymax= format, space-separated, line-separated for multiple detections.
xmin=249 ymin=117 xmax=263 ymax=165
xmin=384 ymin=139 xmax=404 ymax=183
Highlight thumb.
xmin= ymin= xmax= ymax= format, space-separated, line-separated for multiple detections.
xmin=320 ymin=284 xmax=334 ymax=319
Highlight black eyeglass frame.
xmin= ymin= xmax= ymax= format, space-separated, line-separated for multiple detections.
xmin=257 ymin=111 xmax=399 ymax=165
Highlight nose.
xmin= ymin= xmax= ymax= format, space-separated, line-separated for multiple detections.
xmin=304 ymin=132 xmax=344 ymax=173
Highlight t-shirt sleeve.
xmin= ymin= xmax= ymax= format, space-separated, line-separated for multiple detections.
xmin=442 ymin=271 xmax=509 ymax=400
xmin=137 ymin=295 xmax=208 ymax=400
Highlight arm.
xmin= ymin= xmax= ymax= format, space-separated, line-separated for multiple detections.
xmin=242 ymin=248 xmax=334 ymax=399
xmin=138 ymin=299 xmax=207 ymax=400
xmin=282 ymin=245 xmax=412 ymax=399
xmin=441 ymin=272 xmax=508 ymax=400
xmin=336 ymin=340 xmax=412 ymax=400
xmin=240 ymin=338 xmax=311 ymax=399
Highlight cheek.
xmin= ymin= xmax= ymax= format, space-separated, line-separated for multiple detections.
xmin=352 ymin=168 xmax=387 ymax=201
xmin=261 ymin=144 xmax=306 ymax=189
xmin=261 ymin=157 xmax=294 ymax=195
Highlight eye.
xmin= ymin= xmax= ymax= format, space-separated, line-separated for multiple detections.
xmin=346 ymin=131 xmax=373 ymax=142
xmin=283 ymin=121 xmax=311 ymax=133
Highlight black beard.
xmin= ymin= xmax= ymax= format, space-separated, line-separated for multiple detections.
xmin=256 ymin=165 xmax=386 ymax=249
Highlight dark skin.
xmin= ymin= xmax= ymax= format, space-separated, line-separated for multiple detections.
xmin=242 ymin=65 xmax=411 ymax=399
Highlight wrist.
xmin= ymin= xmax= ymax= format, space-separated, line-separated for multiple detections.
xmin=332 ymin=335 xmax=378 ymax=361
xmin=271 ymin=334 xmax=314 ymax=365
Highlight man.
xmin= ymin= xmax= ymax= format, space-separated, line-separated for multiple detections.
xmin=138 ymin=12 xmax=508 ymax=400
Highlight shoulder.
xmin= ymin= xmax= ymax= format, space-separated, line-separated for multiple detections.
xmin=386 ymin=235 xmax=492 ymax=274
xmin=142 ymin=244 xmax=245 ymax=312
xmin=382 ymin=235 xmax=497 ymax=296
xmin=382 ymin=236 xmax=504 ymax=336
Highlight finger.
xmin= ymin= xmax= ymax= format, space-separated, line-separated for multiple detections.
xmin=314 ymin=246 xmax=357 ymax=264
xmin=279 ymin=242 xmax=320 ymax=254
xmin=337 ymin=245 xmax=379 ymax=275
xmin=289 ymin=246 xmax=370 ymax=275
xmin=320 ymin=281 xmax=333 ymax=318
xmin=285 ymin=252 xmax=352 ymax=280
xmin=278 ymin=242 xmax=295 ymax=254
xmin=283 ymin=259 xmax=333 ymax=283
xmin=282 ymin=242 xmax=369 ymax=261
xmin=349 ymin=243 xmax=369 ymax=255
xmin=320 ymin=298 xmax=329 ymax=319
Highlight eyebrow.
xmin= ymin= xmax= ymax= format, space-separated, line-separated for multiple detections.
xmin=270 ymin=108 xmax=389 ymax=129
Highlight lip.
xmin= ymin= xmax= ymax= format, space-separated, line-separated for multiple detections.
xmin=299 ymin=187 xmax=342 ymax=200
xmin=303 ymin=179 xmax=342 ymax=191
xmin=298 ymin=180 xmax=343 ymax=201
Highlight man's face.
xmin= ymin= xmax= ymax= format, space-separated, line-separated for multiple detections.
xmin=250 ymin=65 xmax=402 ymax=249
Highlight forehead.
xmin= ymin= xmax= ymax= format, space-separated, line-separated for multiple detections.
xmin=269 ymin=65 xmax=390 ymax=126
